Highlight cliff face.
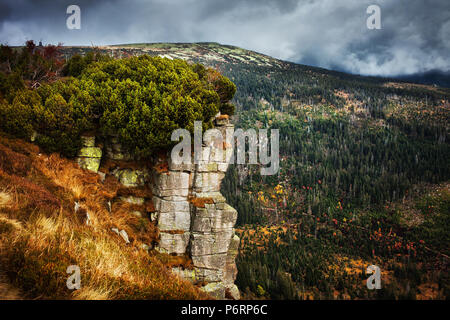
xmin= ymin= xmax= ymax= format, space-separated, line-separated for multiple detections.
xmin=75 ymin=117 xmax=239 ymax=299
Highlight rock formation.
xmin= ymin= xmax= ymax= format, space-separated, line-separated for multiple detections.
xmin=76 ymin=136 xmax=102 ymax=172
xmin=77 ymin=117 xmax=240 ymax=299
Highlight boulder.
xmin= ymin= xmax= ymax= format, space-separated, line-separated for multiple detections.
xmin=112 ymin=168 xmax=149 ymax=187
xmin=226 ymin=284 xmax=240 ymax=300
xmin=158 ymin=210 xmax=191 ymax=232
xmin=76 ymin=137 xmax=102 ymax=173
xmin=201 ymin=282 xmax=225 ymax=300
xmin=76 ymin=157 xmax=101 ymax=173
xmin=157 ymin=232 xmax=190 ymax=255
xmin=119 ymin=230 xmax=130 ymax=244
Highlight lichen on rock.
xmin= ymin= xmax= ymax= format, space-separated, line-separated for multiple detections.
xmin=75 ymin=120 xmax=240 ymax=299
xmin=76 ymin=136 xmax=102 ymax=173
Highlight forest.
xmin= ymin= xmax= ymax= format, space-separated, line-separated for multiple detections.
xmin=219 ymin=58 xmax=450 ymax=299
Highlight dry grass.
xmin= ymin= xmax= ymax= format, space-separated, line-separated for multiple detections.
xmin=154 ymin=253 xmax=194 ymax=270
xmin=0 ymin=191 xmax=12 ymax=208
xmin=0 ymin=135 xmax=209 ymax=300
xmin=216 ymin=114 xmax=229 ymax=120
xmin=189 ymin=197 xmax=214 ymax=208
xmin=72 ymin=287 xmax=110 ymax=300
xmin=0 ymin=214 xmax=22 ymax=231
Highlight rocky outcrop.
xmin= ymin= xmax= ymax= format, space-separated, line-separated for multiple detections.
xmin=151 ymin=170 xmax=192 ymax=255
xmin=105 ymin=136 xmax=133 ymax=161
xmin=76 ymin=117 xmax=240 ymax=299
xmin=151 ymin=118 xmax=239 ymax=299
xmin=76 ymin=136 xmax=102 ymax=173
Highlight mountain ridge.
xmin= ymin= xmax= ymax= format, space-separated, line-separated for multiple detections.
xmin=59 ymin=42 xmax=450 ymax=90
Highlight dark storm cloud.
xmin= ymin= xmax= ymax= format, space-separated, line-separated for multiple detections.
xmin=1 ymin=0 xmax=449 ymax=76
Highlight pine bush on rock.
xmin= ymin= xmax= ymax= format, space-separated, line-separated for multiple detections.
xmin=0 ymin=54 xmax=236 ymax=158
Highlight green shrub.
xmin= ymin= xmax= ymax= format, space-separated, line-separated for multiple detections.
xmin=205 ymin=67 xmax=236 ymax=115
xmin=0 ymin=54 xmax=237 ymax=158
xmin=0 ymin=91 xmax=37 ymax=139
xmin=220 ymin=102 xmax=236 ymax=116
xmin=0 ymin=72 xmax=25 ymax=102
xmin=80 ymin=55 xmax=225 ymax=156
xmin=62 ymin=51 xmax=111 ymax=77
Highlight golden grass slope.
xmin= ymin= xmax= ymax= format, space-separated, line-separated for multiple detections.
xmin=0 ymin=133 xmax=209 ymax=300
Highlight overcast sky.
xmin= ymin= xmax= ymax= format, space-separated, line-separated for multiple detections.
xmin=1 ymin=0 xmax=449 ymax=76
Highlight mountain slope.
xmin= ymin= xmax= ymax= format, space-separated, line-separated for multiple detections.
xmin=0 ymin=133 xmax=209 ymax=300
xmin=7 ymin=42 xmax=450 ymax=300
xmin=64 ymin=42 xmax=284 ymax=68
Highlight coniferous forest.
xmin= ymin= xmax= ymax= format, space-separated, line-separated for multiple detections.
xmin=219 ymin=58 xmax=450 ymax=299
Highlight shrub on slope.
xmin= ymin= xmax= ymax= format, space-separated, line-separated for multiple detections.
xmin=0 ymin=52 xmax=236 ymax=158
xmin=0 ymin=135 xmax=209 ymax=299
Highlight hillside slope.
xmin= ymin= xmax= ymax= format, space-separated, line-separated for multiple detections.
xmin=0 ymin=133 xmax=209 ymax=300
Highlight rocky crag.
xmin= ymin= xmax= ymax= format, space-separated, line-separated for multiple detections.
xmin=75 ymin=116 xmax=240 ymax=299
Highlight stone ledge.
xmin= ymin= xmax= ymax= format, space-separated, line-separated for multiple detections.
xmin=76 ymin=157 xmax=101 ymax=173
xmin=156 ymin=232 xmax=190 ymax=255
xmin=157 ymin=211 xmax=191 ymax=232
xmin=78 ymin=146 xmax=102 ymax=158
xmin=201 ymin=282 xmax=225 ymax=299
xmin=191 ymin=252 xmax=228 ymax=270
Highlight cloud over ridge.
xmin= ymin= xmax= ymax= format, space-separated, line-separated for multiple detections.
xmin=0 ymin=0 xmax=449 ymax=76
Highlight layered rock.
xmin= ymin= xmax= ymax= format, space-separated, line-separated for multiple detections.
xmin=111 ymin=167 xmax=149 ymax=188
xmin=150 ymin=118 xmax=239 ymax=299
xmin=76 ymin=117 xmax=240 ymax=299
xmin=151 ymin=170 xmax=192 ymax=255
xmin=76 ymin=136 xmax=102 ymax=173
xmin=105 ymin=136 xmax=133 ymax=161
